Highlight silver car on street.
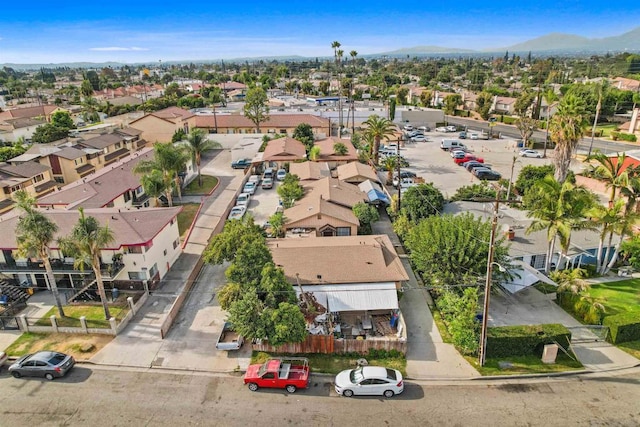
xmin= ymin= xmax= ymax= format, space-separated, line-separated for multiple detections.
xmin=9 ymin=351 xmax=75 ymax=380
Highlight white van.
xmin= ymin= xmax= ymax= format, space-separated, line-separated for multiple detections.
xmin=440 ymin=139 xmax=466 ymax=151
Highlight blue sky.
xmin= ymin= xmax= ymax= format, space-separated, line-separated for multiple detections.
xmin=1 ymin=1 xmax=638 ymax=64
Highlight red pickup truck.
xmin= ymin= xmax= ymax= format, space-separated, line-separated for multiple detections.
xmin=244 ymin=357 xmax=310 ymax=393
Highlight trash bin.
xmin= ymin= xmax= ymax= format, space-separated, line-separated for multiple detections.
xmin=111 ymin=287 xmax=120 ymax=302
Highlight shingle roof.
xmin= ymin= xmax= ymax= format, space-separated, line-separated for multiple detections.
xmin=78 ymin=133 xmax=124 ymax=150
xmin=288 ymin=161 xmax=331 ymax=181
xmin=262 ymin=137 xmax=307 ymax=162
xmin=37 ymin=147 xmax=154 ymax=209
xmin=268 ymin=235 xmax=409 ymax=285
xmin=0 ymin=206 xmax=182 ymax=250
xmin=336 ymin=161 xmax=380 ymax=183
xmin=303 ymin=177 xmax=367 ymax=208
xmin=0 ymin=162 xmax=50 ymax=178
xmin=53 ymin=147 xmax=86 ymax=160
xmin=284 ymin=195 xmax=359 ymax=226
xmin=314 ymin=137 xmax=358 ymax=161
xmin=151 ymin=106 xmax=195 ymax=121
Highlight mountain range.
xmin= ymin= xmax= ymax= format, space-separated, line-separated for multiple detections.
xmin=2 ymin=28 xmax=639 ymax=69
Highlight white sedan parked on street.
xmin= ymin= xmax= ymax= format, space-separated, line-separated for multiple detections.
xmin=519 ymin=149 xmax=543 ymax=158
xmin=335 ymin=366 xmax=404 ymax=398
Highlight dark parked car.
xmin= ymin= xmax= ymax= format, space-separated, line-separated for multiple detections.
xmin=9 ymin=351 xmax=75 ymax=380
xmin=231 ymin=158 xmax=251 ymax=169
xmin=466 ymin=162 xmax=489 ymax=172
xmin=475 ymin=169 xmax=502 ymax=181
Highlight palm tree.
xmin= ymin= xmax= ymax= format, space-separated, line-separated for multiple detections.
xmin=526 ymin=176 xmax=595 ymax=272
xmin=549 ymin=94 xmax=588 ymax=183
xmin=309 ymin=146 xmax=321 ymax=161
xmin=585 ymin=151 xmax=630 ymax=205
xmin=363 ymin=115 xmax=396 ymax=165
xmin=350 ymin=50 xmax=358 ymax=72
xmin=133 ymin=143 xmax=188 ymax=206
xmin=59 ymin=208 xmax=115 ymax=320
xmin=13 ymin=191 xmax=66 ymax=318
xmin=185 ymin=129 xmax=220 ymax=187
xmin=588 ymin=199 xmax=626 ymax=273
xmin=140 ymin=170 xmax=168 ymax=207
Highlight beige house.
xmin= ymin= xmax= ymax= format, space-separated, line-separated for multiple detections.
xmin=267 ymin=235 xmax=408 ymax=316
xmin=288 ymin=161 xmax=331 ymax=182
xmin=303 ymin=177 xmax=367 ymax=209
xmin=261 ymin=136 xmax=307 ymax=169
xmin=336 ymin=161 xmax=381 ymax=185
xmin=0 ymin=117 xmax=46 ymax=142
xmin=492 ymin=96 xmax=518 ymax=115
xmin=283 ymin=196 xmax=359 ymax=237
xmin=129 ymin=106 xmax=196 ymax=143
xmin=0 ymin=105 xmax=66 ymax=123
xmin=313 ymin=137 xmax=358 ymax=167
xmin=194 ymin=113 xmax=330 ymax=136
xmin=0 ymin=162 xmax=57 ymax=214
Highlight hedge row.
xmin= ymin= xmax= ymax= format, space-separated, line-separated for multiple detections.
xmin=486 ymin=324 xmax=572 ymax=358
xmin=611 ymin=131 xmax=638 ymax=142
xmin=557 ymin=292 xmax=605 ymax=324
xmin=603 ymin=313 xmax=640 ymax=344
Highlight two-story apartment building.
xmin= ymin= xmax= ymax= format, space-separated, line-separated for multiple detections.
xmin=0 ymin=207 xmax=182 ymax=291
xmin=129 ymin=106 xmax=196 ymax=144
xmin=194 ymin=113 xmax=330 ymax=137
xmin=0 ymin=162 xmax=58 ymax=214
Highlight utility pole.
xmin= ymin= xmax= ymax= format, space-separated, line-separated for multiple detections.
xmin=478 ymin=188 xmax=501 ymax=367
xmin=397 ymin=138 xmax=402 ymax=211
xmin=505 ymin=155 xmax=518 ymax=202
xmin=588 ymin=90 xmax=602 ymax=157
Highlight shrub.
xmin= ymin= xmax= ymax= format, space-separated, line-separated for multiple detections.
xmin=486 ymin=324 xmax=571 ymax=358
xmin=502 ymin=115 xmax=517 ymax=125
xmin=557 ymin=292 xmax=606 ymax=325
xmin=603 ymin=313 xmax=640 ymax=344
xmin=610 ymin=131 xmax=637 ymax=143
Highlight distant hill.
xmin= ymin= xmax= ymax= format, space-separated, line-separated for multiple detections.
xmin=495 ymin=27 xmax=640 ymax=53
xmin=379 ymin=46 xmax=477 ymax=55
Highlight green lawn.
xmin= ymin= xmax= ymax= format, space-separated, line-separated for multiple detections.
xmin=183 ymin=175 xmax=218 ymax=195
xmin=251 ymin=351 xmax=407 ymax=376
xmin=36 ymin=305 xmax=127 ymax=329
xmin=466 ymin=352 xmax=584 ymax=376
xmin=588 ymin=279 xmax=640 ymax=317
xmin=595 ymin=123 xmax=619 ymax=138
xmin=177 ymin=203 xmax=201 ymax=237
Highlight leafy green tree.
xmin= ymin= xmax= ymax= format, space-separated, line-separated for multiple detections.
xmin=228 ymin=290 xmax=268 ymax=340
xmin=262 ymin=302 xmax=307 ymax=347
xmin=437 ymin=288 xmax=479 ymax=355
xmin=549 ymin=94 xmax=588 ymax=183
xmin=31 ymin=123 xmax=69 ymax=143
xmin=400 ymin=183 xmax=445 ymax=223
xmin=259 ymin=264 xmax=297 ymax=308
xmin=333 ymin=142 xmax=348 ymax=156
xmin=515 ymin=165 xmax=555 ymax=198
xmin=225 ymin=242 xmax=273 ymax=288
xmin=352 ymin=202 xmax=379 ymax=235
xmin=514 ymin=91 xmax=536 ymax=116
xmin=171 ymin=128 xmax=186 ymax=143
xmin=243 ymin=86 xmax=269 ymax=132
xmin=292 ymin=123 xmax=314 ymax=153
xmin=363 ymin=115 xmax=396 ymax=164
xmin=267 ymin=212 xmax=286 ymax=238
xmin=185 ymin=128 xmax=220 ymax=187
xmin=50 ymin=111 xmax=75 ymax=129
xmin=405 ymin=213 xmax=509 ymax=289
xmin=59 ymin=208 xmax=115 ymax=320
xmin=14 ymin=191 xmax=65 ymax=318
xmin=515 ymin=117 xmax=537 ymax=147
xmin=308 ymin=146 xmax=321 ymax=161
xmin=443 ymin=94 xmax=462 ymax=115
xmin=620 ymin=235 xmax=640 ymax=270
xmin=277 ymin=174 xmax=304 ymax=208
xmin=475 ymin=92 xmax=493 ymax=120
xmin=450 ymin=182 xmax=497 ymax=202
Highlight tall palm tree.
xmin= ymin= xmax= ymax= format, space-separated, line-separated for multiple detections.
xmin=549 ymin=94 xmax=588 ymax=183
xmin=140 ymin=169 xmax=168 ymax=207
xmin=13 ymin=191 xmax=66 ymax=318
xmin=185 ymin=129 xmax=220 ymax=187
xmin=350 ymin=50 xmax=358 ymax=73
xmin=363 ymin=115 xmax=396 ymax=165
xmin=133 ymin=142 xmax=188 ymax=206
xmin=585 ymin=151 xmax=630 ymax=205
xmin=59 ymin=208 xmax=115 ymax=320
xmin=526 ymin=176 xmax=595 ymax=272
xmin=588 ymin=199 xmax=627 ymax=273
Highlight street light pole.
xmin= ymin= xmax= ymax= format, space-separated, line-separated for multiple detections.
xmin=588 ymin=92 xmax=602 ymax=157
xmin=478 ymin=188 xmax=501 ymax=367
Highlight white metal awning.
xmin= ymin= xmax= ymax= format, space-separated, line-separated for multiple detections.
xmin=501 ymin=259 xmax=557 ymax=294
xmin=298 ymin=283 xmax=398 ymax=312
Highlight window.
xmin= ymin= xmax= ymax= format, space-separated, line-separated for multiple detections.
xmin=173 ymin=238 xmax=179 ymax=249
xmin=33 ymin=174 xmax=44 ymax=183
xmin=123 ymin=191 xmax=131 ymax=202
xmin=163 ymin=249 xmax=167 ymax=256
xmin=128 ymin=271 xmax=146 ymax=280
xmin=135 ymin=186 xmax=144 ymax=195
xmin=530 ymin=254 xmax=546 ymax=270
xmin=262 ymin=373 xmax=275 ymax=379
xmin=149 ymin=263 xmax=158 ymax=278
xmin=126 ymin=246 xmax=144 ymax=254
xmin=336 ymin=227 xmax=351 ymax=236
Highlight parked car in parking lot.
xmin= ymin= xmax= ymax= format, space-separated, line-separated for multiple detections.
xmin=450 ymin=149 xmax=466 ymax=158
xmin=261 ymin=177 xmax=274 ymax=189
xmin=243 ymin=181 xmax=257 ymax=195
xmin=403 ymin=124 xmax=414 ymax=131
xmin=459 ymin=131 xmax=467 ymax=139
xmin=446 ymin=125 xmax=457 ymax=132
xmin=519 ymin=149 xmax=543 ymax=158
xmin=469 ymin=133 xmax=479 ymax=140
xmin=463 ymin=160 xmax=485 ymax=171
xmin=411 ymin=135 xmax=427 ymax=142
xmin=9 ymin=351 xmax=75 ymax=380
xmin=227 ymin=205 xmax=247 ymax=220
xmin=276 ymin=169 xmax=287 ymax=181
xmin=236 ymin=192 xmax=251 ymax=206
xmin=435 ymin=126 xmax=448 ymax=132
xmin=334 ymin=366 xmax=404 ymax=398
xmin=475 ymin=169 xmax=502 ymax=181
xmin=454 ymin=154 xmax=484 ymax=165
xmin=418 ymin=126 xmax=430 ymax=132
xmin=263 ymin=168 xmax=275 ymax=180
xmin=248 ymin=175 xmax=261 ymax=185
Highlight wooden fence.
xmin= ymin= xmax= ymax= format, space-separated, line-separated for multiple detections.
xmin=252 ymin=334 xmax=407 ymax=355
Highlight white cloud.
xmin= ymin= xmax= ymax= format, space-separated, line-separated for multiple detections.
xmin=89 ymin=46 xmax=149 ymax=52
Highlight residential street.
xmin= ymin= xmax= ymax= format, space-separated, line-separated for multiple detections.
xmin=1 ymin=366 xmax=639 ymax=426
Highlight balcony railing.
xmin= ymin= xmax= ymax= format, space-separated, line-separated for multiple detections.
xmin=1 ymin=259 xmax=125 ymax=279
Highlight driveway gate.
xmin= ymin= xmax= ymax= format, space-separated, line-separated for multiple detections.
xmin=567 ymin=326 xmax=609 ymax=343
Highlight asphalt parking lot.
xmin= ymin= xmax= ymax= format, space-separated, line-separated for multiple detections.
xmin=240 ymin=175 xmax=282 ymax=226
xmin=395 ymin=131 xmax=554 ymax=199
